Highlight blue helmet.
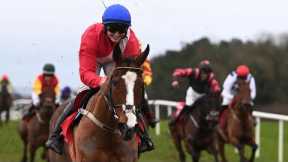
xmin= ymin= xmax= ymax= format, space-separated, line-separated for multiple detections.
xmin=102 ymin=4 xmax=131 ymax=26
xmin=61 ymin=86 xmax=71 ymax=96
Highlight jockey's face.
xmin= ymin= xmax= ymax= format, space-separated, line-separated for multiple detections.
xmin=107 ymin=31 xmax=126 ymax=43
xmin=200 ymin=72 xmax=209 ymax=81
xmin=105 ymin=23 xmax=128 ymax=43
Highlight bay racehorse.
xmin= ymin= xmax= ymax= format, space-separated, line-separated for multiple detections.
xmin=218 ymin=79 xmax=258 ymax=162
xmin=0 ymin=80 xmax=13 ymax=124
xmin=169 ymin=92 xmax=222 ymax=162
xmin=18 ymin=87 xmax=57 ymax=162
xmin=48 ymin=44 xmax=150 ymax=162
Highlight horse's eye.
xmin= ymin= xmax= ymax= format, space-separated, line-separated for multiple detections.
xmin=111 ymin=79 xmax=118 ymax=86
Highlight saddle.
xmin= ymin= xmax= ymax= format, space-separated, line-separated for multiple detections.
xmin=61 ymin=88 xmax=99 ymax=143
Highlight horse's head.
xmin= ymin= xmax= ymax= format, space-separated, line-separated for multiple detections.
xmin=233 ymin=79 xmax=252 ymax=114
xmin=102 ymin=44 xmax=149 ymax=140
xmin=196 ymin=92 xmax=222 ymax=129
xmin=38 ymin=87 xmax=56 ymax=122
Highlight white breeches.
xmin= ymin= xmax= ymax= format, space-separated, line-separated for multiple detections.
xmin=32 ymin=92 xmax=40 ymax=106
xmin=185 ymin=86 xmax=204 ymax=106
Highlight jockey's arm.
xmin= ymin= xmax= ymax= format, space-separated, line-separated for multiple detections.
xmin=32 ymin=77 xmax=42 ymax=106
xmin=221 ymin=74 xmax=236 ymax=99
xmin=172 ymin=68 xmax=193 ymax=78
xmin=55 ymin=83 xmax=61 ymax=104
xmin=250 ymin=76 xmax=256 ymax=100
xmin=79 ymin=31 xmax=106 ymax=88
xmin=209 ymin=79 xmax=221 ymax=93
xmin=171 ymin=68 xmax=193 ymax=86
xmin=172 ymin=68 xmax=193 ymax=80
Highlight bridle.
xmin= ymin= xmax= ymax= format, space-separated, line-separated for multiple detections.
xmin=105 ymin=67 xmax=143 ymax=119
xmin=80 ymin=66 xmax=143 ymax=134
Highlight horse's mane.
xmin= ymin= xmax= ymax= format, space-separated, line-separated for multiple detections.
xmin=193 ymin=92 xmax=221 ymax=114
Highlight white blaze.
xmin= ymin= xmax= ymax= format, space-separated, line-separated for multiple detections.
xmin=122 ymin=71 xmax=137 ymax=128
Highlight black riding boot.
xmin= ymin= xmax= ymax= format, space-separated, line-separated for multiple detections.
xmin=136 ymin=115 xmax=154 ymax=153
xmin=23 ymin=105 xmax=36 ymax=120
xmin=46 ymin=99 xmax=75 ymax=154
xmin=138 ymin=128 xmax=154 ymax=153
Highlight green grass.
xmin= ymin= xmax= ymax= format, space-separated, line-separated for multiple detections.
xmin=0 ymin=120 xmax=287 ymax=162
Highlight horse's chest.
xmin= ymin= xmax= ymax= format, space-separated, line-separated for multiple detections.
xmin=79 ymin=138 xmax=137 ymax=162
xmin=193 ymin=132 xmax=214 ymax=146
xmin=81 ymin=146 xmax=136 ymax=162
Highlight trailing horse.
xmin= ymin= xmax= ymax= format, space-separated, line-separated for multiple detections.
xmin=218 ymin=79 xmax=258 ymax=162
xmin=169 ymin=92 xmax=222 ymax=162
xmin=0 ymin=80 xmax=13 ymax=124
xmin=18 ymin=87 xmax=57 ymax=162
xmin=48 ymin=44 xmax=150 ymax=162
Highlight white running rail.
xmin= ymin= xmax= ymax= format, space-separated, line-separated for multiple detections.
xmin=149 ymin=100 xmax=287 ymax=162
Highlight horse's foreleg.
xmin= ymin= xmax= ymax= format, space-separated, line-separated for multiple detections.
xmin=21 ymin=141 xmax=28 ymax=162
xmin=218 ymin=141 xmax=227 ymax=162
xmin=29 ymin=145 xmax=37 ymax=162
xmin=0 ymin=112 xmax=2 ymax=126
xmin=213 ymin=151 xmax=220 ymax=162
xmin=236 ymin=144 xmax=247 ymax=162
xmin=5 ymin=108 xmax=10 ymax=123
xmin=248 ymin=141 xmax=258 ymax=162
xmin=208 ymin=141 xmax=220 ymax=162
xmin=173 ymin=135 xmax=186 ymax=162
xmin=191 ymin=150 xmax=201 ymax=162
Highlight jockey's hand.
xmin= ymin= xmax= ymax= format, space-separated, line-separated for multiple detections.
xmin=171 ymin=80 xmax=179 ymax=88
xmin=100 ymin=77 xmax=107 ymax=85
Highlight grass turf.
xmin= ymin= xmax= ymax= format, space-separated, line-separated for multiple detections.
xmin=0 ymin=120 xmax=287 ymax=162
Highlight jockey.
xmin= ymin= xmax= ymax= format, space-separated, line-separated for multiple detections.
xmin=0 ymin=74 xmax=13 ymax=94
xmin=46 ymin=4 xmax=154 ymax=154
xmin=23 ymin=63 xmax=60 ymax=119
xmin=219 ymin=65 xmax=256 ymax=141
xmin=221 ymin=65 xmax=256 ymax=108
xmin=141 ymin=60 xmax=158 ymax=128
xmin=60 ymin=86 xmax=73 ymax=104
xmin=170 ymin=60 xmax=221 ymax=123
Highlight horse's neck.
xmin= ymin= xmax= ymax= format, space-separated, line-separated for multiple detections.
xmin=88 ymin=94 xmax=118 ymax=132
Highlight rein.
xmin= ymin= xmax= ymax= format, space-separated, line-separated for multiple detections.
xmin=189 ymin=114 xmax=199 ymax=128
xmin=36 ymin=112 xmax=45 ymax=124
xmin=79 ymin=66 xmax=142 ymax=134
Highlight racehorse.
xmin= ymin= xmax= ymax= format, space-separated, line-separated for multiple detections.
xmin=169 ymin=92 xmax=222 ymax=162
xmin=48 ymin=44 xmax=150 ymax=162
xmin=0 ymin=80 xmax=13 ymax=124
xmin=18 ymin=87 xmax=57 ymax=162
xmin=218 ymin=79 xmax=258 ymax=162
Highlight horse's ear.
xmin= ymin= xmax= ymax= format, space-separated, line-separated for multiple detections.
xmin=135 ymin=44 xmax=150 ymax=66
xmin=113 ymin=43 xmax=122 ymax=64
